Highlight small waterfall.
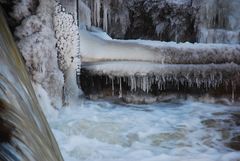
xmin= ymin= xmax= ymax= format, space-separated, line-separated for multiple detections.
xmin=0 ymin=8 xmax=63 ymax=161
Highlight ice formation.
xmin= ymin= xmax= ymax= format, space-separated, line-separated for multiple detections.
xmin=80 ymin=30 xmax=240 ymax=101
xmin=10 ymin=0 xmax=36 ymax=21
xmin=197 ymin=0 xmax=240 ymax=44
xmin=75 ymin=0 xmax=239 ymax=43
xmin=10 ymin=0 xmax=82 ymax=107
xmin=102 ymin=0 xmax=110 ymax=32
xmin=14 ymin=0 xmax=64 ymax=108
xmin=78 ymin=0 xmax=91 ymax=28
xmin=84 ymin=62 xmax=240 ymax=93
xmin=92 ymin=0 xmax=101 ymax=27
xmin=80 ymin=30 xmax=240 ymax=64
xmin=77 ymin=0 xmax=129 ymax=35
xmin=54 ymin=5 xmax=81 ymax=105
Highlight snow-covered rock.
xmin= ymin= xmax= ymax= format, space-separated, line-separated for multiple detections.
xmin=13 ymin=0 xmax=64 ymax=108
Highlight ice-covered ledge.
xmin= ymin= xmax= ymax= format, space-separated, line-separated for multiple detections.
xmin=79 ymin=30 xmax=240 ymax=103
xmin=80 ymin=30 xmax=240 ymax=65
xmin=82 ymin=61 xmax=240 ymax=78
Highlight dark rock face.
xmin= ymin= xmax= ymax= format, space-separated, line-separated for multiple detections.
xmin=80 ymin=0 xmax=200 ymax=42
xmin=101 ymin=0 xmax=200 ymax=42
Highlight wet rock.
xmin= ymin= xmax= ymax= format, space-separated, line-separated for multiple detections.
xmin=227 ymin=135 xmax=240 ymax=151
xmin=201 ymin=119 xmax=218 ymax=128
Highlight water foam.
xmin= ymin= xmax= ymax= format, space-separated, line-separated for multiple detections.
xmin=49 ymin=100 xmax=240 ymax=161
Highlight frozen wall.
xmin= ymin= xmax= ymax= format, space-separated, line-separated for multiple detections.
xmin=13 ymin=0 xmax=64 ymax=108
xmin=59 ymin=0 xmax=78 ymax=21
xmin=54 ymin=4 xmax=81 ymax=105
xmin=76 ymin=0 xmax=240 ymax=43
xmin=197 ymin=0 xmax=240 ymax=44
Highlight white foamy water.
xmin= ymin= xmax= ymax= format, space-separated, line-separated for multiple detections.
xmin=49 ymin=100 xmax=240 ymax=161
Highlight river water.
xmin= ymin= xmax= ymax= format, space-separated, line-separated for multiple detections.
xmin=49 ymin=99 xmax=240 ymax=161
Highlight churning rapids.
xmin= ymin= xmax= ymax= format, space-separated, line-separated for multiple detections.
xmin=49 ymin=99 xmax=240 ymax=161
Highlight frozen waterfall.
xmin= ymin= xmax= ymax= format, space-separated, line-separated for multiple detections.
xmin=197 ymin=0 xmax=240 ymax=44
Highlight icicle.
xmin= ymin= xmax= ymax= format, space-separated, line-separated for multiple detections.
xmin=105 ymin=77 xmax=108 ymax=85
xmin=142 ymin=76 xmax=146 ymax=92
xmin=231 ymin=81 xmax=236 ymax=103
xmin=198 ymin=0 xmax=240 ymax=43
xmin=130 ymin=76 xmax=134 ymax=91
xmin=119 ymin=77 xmax=122 ymax=98
xmin=103 ymin=1 xmax=110 ymax=32
xmin=111 ymin=77 xmax=114 ymax=96
xmin=146 ymin=76 xmax=149 ymax=93
xmin=78 ymin=1 xmax=92 ymax=28
xmin=93 ymin=0 xmax=101 ymax=27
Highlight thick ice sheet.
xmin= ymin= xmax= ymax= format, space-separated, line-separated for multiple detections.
xmin=80 ymin=30 xmax=240 ymax=64
xmin=83 ymin=61 xmax=240 ymax=77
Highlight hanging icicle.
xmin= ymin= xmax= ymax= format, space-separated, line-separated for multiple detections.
xmin=93 ymin=0 xmax=101 ymax=27
xmin=103 ymin=0 xmax=110 ymax=32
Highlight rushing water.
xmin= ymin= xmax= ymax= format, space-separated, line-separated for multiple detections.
xmin=0 ymin=8 xmax=63 ymax=161
xmin=50 ymin=99 xmax=240 ymax=161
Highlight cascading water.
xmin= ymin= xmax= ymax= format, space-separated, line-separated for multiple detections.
xmin=0 ymin=8 xmax=63 ymax=161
